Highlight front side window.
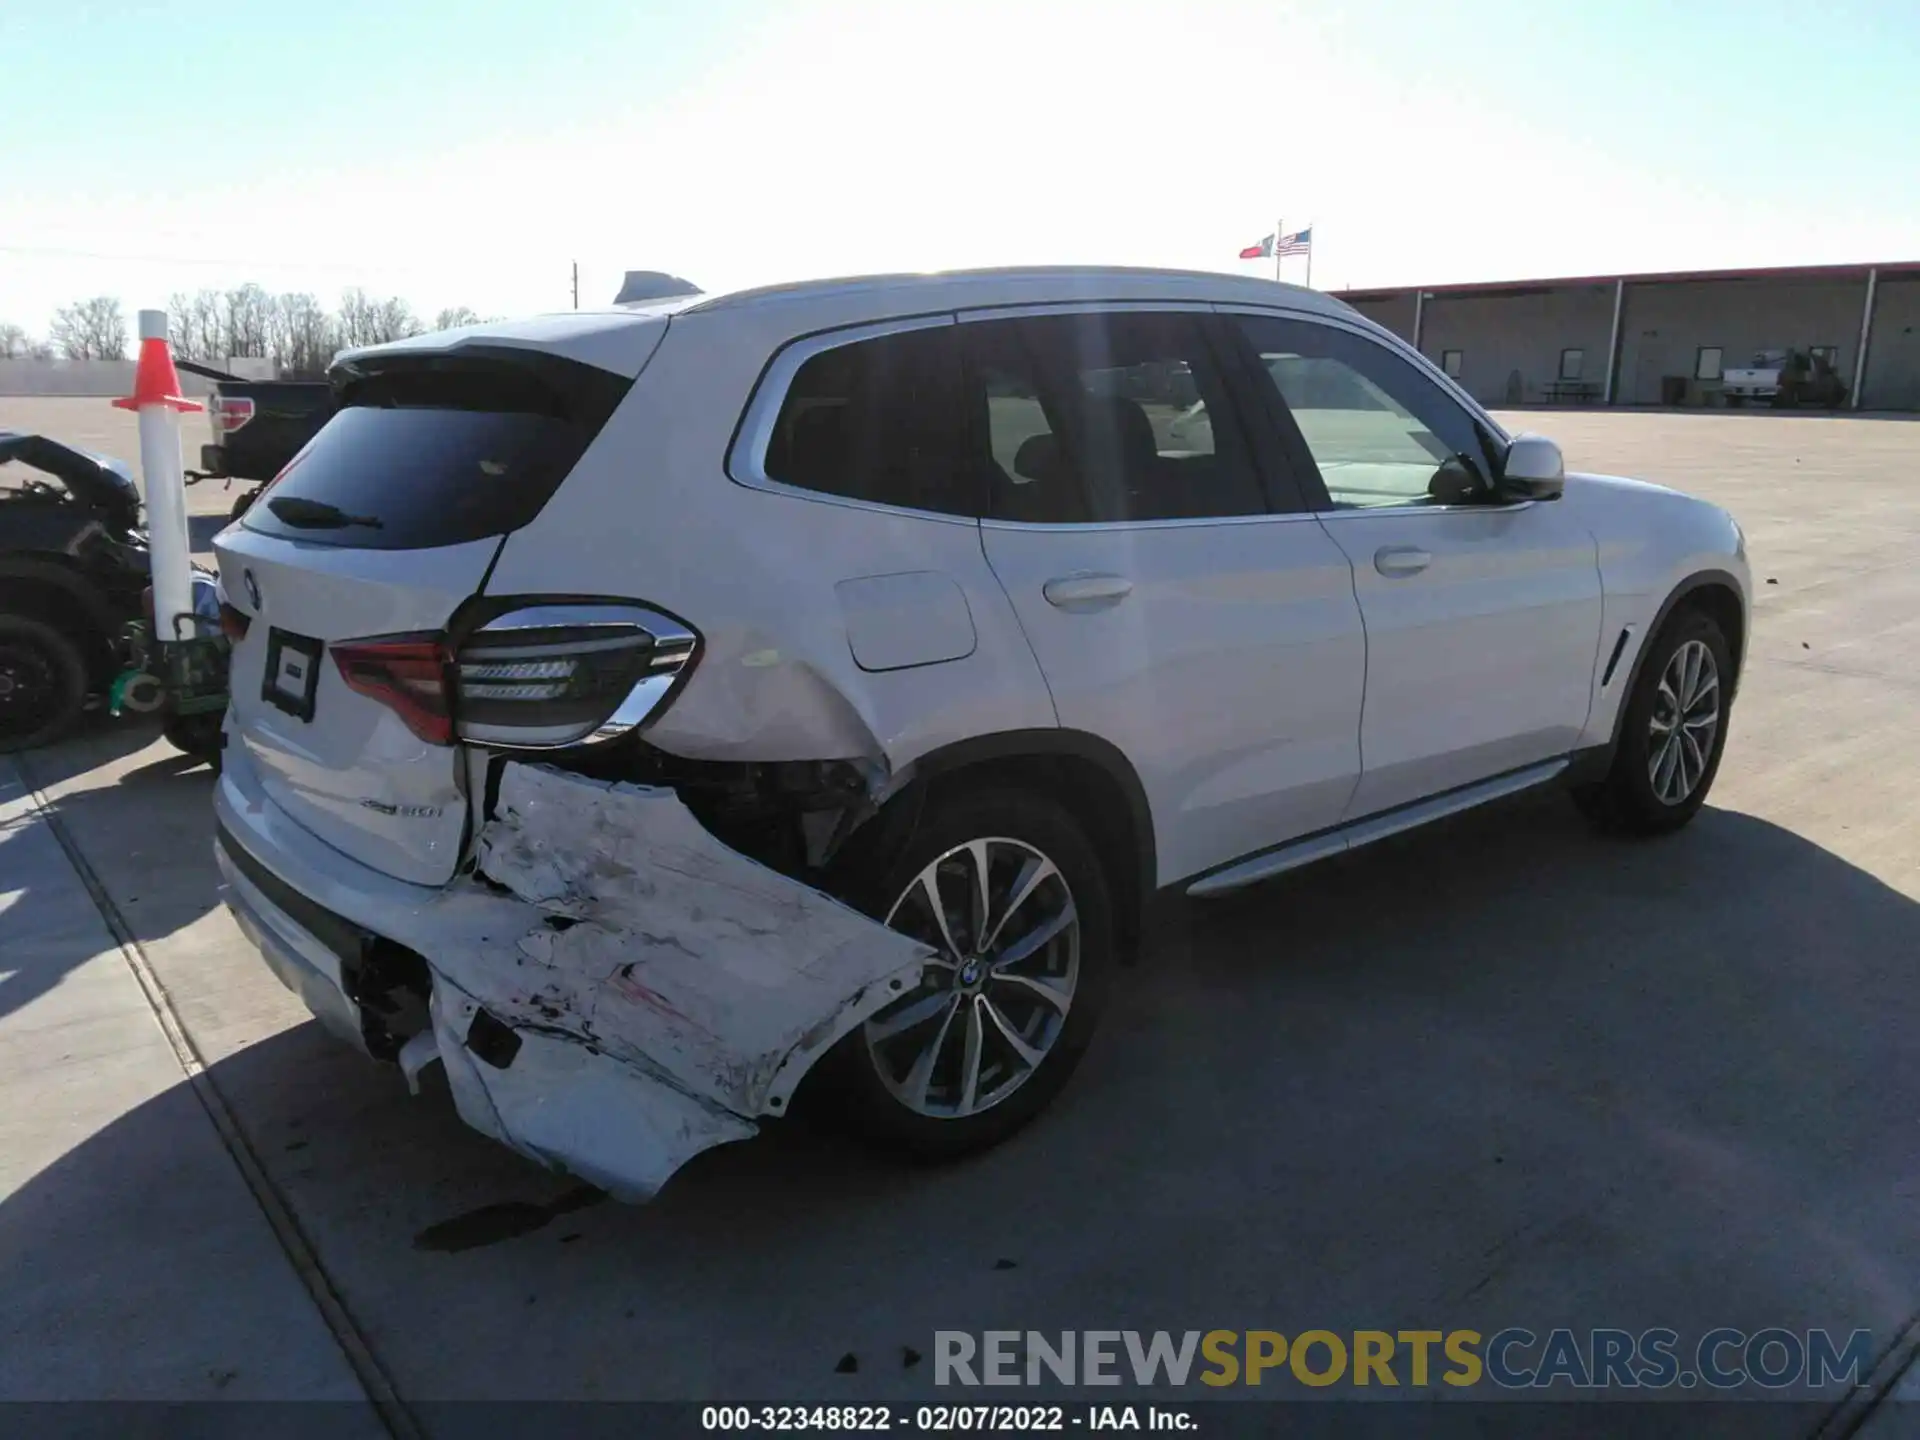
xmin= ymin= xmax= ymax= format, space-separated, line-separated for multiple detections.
xmin=1236 ymin=315 xmax=1500 ymax=510
xmin=963 ymin=312 xmax=1266 ymax=524
xmin=1695 ymin=346 xmax=1724 ymax=381
xmin=762 ymin=325 xmax=974 ymax=516
xmin=1560 ymin=348 xmax=1584 ymax=380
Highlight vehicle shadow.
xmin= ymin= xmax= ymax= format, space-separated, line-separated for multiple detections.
xmin=1 ymin=727 xmax=223 ymax=1023
xmin=4 ymin=791 xmax=1916 ymax=1415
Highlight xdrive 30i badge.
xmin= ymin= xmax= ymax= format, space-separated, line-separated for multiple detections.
xmin=359 ymin=799 xmax=444 ymax=819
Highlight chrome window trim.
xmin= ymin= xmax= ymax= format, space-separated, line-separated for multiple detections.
xmin=1312 ymin=499 xmax=1536 ymax=521
xmin=724 ymin=312 xmax=979 ymax=526
xmin=953 ymin=299 xmax=1217 ymax=322
xmin=980 ymin=510 xmax=1325 ymax=535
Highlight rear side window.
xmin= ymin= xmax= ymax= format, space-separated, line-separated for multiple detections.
xmin=242 ymin=353 xmax=627 ymax=550
xmin=762 ymin=325 xmax=975 ymax=517
xmin=964 ymin=312 xmax=1266 ymax=525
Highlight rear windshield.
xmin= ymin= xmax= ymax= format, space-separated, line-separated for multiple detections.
xmin=241 ymin=353 xmax=627 ymax=550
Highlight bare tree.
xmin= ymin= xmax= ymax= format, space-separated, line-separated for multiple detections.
xmin=167 ymin=292 xmax=204 ymax=361
xmin=270 ymin=292 xmax=336 ymax=377
xmin=334 ymin=288 xmax=382 ymax=350
xmin=49 ymin=297 xmax=129 ymax=360
xmin=433 ymin=305 xmax=482 ymax=331
xmin=222 ymin=283 xmax=274 ymax=359
xmin=334 ymin=289 xmax=422 ymax=348
xmin=0 ymin=322 xmax=29 ymax=359
xmin=371 ymin=295 xmax=422 ymax=344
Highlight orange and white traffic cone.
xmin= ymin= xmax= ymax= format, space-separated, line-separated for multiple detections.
xmin=115 ymin=310 xmax=203 ymax=643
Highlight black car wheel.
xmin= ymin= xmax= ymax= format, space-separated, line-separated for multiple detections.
xmin=1572 ymin=606 xmax=1733 ymax=836
xmin=0 ymin=616 xmax=89 ymax=754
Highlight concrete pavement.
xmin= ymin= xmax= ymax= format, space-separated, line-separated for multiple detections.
xmin=0 ymin=757 xmax=382 ymax=1423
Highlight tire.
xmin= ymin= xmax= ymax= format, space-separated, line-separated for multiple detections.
xmin=163 ymin=710 xmax=225 ymax=773
xmin=820 ymin=787 xmax=1116 ymax=1161
xmin=1571 ymin=606 xmax=1733 ymax=836
xmin=0 ymin=615 xmax=90 ymax=754
xmin=1725 ymin=393 xmax=1744 ymax=408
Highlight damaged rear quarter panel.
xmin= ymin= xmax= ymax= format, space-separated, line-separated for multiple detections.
xmin=477 ymin=306 xmax=1059 ymax=771
xmin=415 ymin=762 xmax=934 ymax=1198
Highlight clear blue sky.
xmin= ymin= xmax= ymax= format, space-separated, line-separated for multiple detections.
xmin=3 ymin=0 xmax=1917 ymax=334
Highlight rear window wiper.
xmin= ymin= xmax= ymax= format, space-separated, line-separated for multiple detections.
xmin=266 ymin=496 xmax=384 ymax=529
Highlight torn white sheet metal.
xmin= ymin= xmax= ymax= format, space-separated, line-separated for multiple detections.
xmin=430 ymin=976 xmax=757 ymax=1202
xmin=413 ymin=762 xmax=933 ymax=1199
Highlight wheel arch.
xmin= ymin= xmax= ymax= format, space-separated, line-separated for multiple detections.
xmin=847 ymin=729 xmax=1158 ymax=964
xmin=0 ymin=558 xmax=123 ymax=680
xmin=1571 ymin=568 xmax=1747 ymax=784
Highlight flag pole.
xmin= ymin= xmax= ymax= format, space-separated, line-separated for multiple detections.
xmin=1275 ymin=218 xmax=1284 ymax=283
xmin=1305 ymin=223 xmax=1313 ymax=289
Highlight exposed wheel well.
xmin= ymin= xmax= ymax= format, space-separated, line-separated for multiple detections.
xmin=846 ymin=733 xmax=1155 ymax=965
xmin=1679 ymin=581 xmax=1745 ymax=693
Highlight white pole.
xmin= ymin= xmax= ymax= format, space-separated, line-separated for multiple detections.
xmin=129 ymin=310 xmax=196 ymax=642
xmin=1603 ymin=278 xmax=1626 ymax=406
xmin=1275 ymin=219 xmax=1285 ymax=284
xmin=1851 ymin=268 xmax=1878 ymax=411
xmin=1304 ymin=223 xmax=1313 ymax=289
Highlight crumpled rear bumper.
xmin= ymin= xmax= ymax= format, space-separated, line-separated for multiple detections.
xmin=216 ymin=757 xmax=932 ymax=1200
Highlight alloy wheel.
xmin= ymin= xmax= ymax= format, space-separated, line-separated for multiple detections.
xmin=1648 ymin=638 xmax=1721 ymax=805
xmin=864 ymin=837 xmax=1080 ymax=1119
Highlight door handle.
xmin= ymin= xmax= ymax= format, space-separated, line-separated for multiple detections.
xmin=1042 ymin=573 xmax=1133 ymax=610
xmin=1373 ymin=546 xmax=1432 ymax=578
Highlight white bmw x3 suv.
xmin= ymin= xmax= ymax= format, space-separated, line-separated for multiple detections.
xmin=212 ymin=268 xmax=1749 ymax=1199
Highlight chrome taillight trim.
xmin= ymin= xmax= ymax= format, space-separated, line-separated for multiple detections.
xmin=458 ymin=602 xmax=699 ymax=750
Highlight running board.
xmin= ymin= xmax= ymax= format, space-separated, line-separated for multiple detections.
xmin=1185 ymin=759 xmax=1571 ymax=899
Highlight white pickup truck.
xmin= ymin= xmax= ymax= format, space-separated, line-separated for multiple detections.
xmin=1722 ymin=348 xmax=1847 ymax=407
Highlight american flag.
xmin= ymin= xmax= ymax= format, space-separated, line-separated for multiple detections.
xmin=1239 ymin=226 xmax=1313 ymax=260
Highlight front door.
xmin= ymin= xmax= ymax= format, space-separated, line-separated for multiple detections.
xmin=1227 ymin=311 xmax=1604 ymax=820
xmin=962 ymin=308 xmax=1367 ymax=885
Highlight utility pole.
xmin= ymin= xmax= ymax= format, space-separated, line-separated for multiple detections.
xmin=572 ymin=261 xmax=579 ymax=310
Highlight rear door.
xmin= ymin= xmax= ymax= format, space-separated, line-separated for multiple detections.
xmin=966 ymin=307 xmax=1366 ymax=885
xmin=1225 ymin=311 xmax=1602 ymax=819
xmin=215 ymin=350 xmax=634 ymax=886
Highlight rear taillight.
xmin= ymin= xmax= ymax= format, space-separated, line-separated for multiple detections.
xmin=332 ymin=635 xmax=453 ymax=744
xmin=327 ymin=605 xmax=697 ymax=750
xmin=210 ymin=394 xmax=256 ymax=434
xmin=453 ymin=604 xmax=697 ymax=748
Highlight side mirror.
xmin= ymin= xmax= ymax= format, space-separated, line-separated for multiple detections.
xmin=1500 ymin=433 xmax=1565 ymax=500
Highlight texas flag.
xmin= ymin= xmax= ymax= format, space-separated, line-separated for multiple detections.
xmin=1240 ymin=227 xmax=1312 ymax=259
